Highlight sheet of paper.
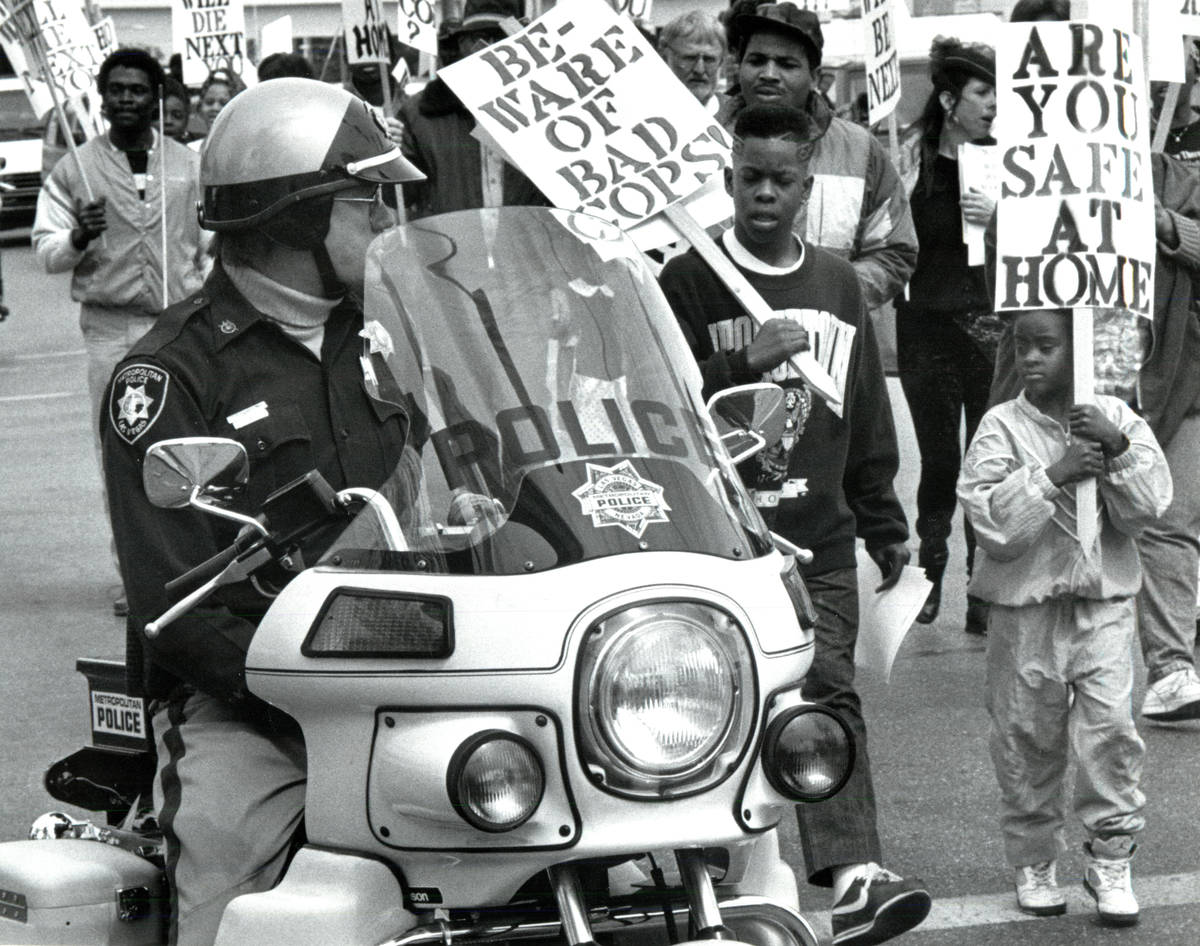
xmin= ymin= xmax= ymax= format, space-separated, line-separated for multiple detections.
xmin=854 ymin=547 xmax=930 ymax=684
xmin=957 ymin=142 xmax=999 ymax=267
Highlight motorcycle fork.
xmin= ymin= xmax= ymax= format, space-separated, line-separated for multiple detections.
xmin=547 ymin=849 xmax=731 ymax=946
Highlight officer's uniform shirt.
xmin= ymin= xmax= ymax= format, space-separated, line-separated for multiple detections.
xmin=103 ymin=262 xmax=411 ymax=705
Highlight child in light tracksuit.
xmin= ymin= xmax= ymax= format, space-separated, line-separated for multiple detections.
xmin=957 ymin=308 xmax=1172 ymax=927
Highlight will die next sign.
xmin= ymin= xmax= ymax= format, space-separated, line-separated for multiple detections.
xmin=439 ymin=0 xmax=731 ymax=229
xmin=994 ymin=21 xmax=1154 ymax=317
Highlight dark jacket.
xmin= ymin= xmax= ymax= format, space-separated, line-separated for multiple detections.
xmin=400 ymin=77 xmax=548 ymax=219
xmin=658 ymin=239 xmax=908 ymax=574
xmin=103 ymin=264 xmax=412 ymax=703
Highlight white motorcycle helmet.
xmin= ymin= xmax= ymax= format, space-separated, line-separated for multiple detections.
xmin=199 ymin=78 xmax=424 ymax=252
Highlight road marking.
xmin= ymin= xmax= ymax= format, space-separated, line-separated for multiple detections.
xmin=806 ymin=871 xmax=1200 ymax=935
xmin=0 ymin=391 xmax=80 ymax=403
xmin=11 ymin=349 xmax=86 ymax=360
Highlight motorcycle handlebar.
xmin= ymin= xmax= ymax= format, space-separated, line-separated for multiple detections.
xmin=164 ymin=537 xmax=248 ymax=602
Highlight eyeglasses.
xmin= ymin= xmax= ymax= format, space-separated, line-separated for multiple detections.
xmin=669 ymin=51 xmax=721 ymax=70
xmin=333 ymin=183 xmax=398 ymax=210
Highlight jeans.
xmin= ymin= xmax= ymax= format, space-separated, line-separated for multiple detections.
xmin=1136 ymin=412 xmax=1200 ymax=684
xmin=794 ymin=567 xmax=881 ymax=886
xmin=986 ymin=597 xmax=1144 ymax=868
xmin=154 ymin=692 xmax=307 ymax=946
xmin=897 ymin=312 xmax=995 ymax=576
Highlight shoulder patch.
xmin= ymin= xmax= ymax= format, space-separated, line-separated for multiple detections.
xmin=109 ymin=363 xmax=170 ymax=445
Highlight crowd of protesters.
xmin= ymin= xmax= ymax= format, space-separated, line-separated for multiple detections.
xmin=12 ymin=0 xmax=1200 ymax=942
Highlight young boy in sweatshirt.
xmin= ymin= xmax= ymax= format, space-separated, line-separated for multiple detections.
xmin=659 ymin=103 xmax=930 ymax=946
xmin=958 ymin=308 xmax=1172 ymax=926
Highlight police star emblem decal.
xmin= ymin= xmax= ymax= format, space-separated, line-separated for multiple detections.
xmin=572 ymin=460 xmax=671 ymax=538
xmin=109 ymin=363 xmax=170 ymax=445
xmin=117 ymin=384 xmax=153 ymax=426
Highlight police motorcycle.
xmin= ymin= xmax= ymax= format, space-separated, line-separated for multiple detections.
xmin=0 ymin=207 xmax=853 ymax=946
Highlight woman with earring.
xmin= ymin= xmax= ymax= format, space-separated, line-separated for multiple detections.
xmin=895 ymin=37 xmax=998 ymax=633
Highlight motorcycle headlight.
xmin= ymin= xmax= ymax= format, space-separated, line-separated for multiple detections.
xmin=761 ymin=704 xmax=855 ymax=802
xmin=577 ymin=602 xmax=755 ymax=798
xmin=447 ymin=731 xmax=545 ymax=832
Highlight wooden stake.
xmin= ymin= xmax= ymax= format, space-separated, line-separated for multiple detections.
xmin=663 ymin=203 xmax=842 ymax=409
xmin=1153 ymin=83 xmax=1182 ymax=154
xmin=1073 ymin=308 xmax=1098 ymax=556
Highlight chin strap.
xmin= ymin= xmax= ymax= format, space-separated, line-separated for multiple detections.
xmin=313 ymin=242 xmax=345 ymax=299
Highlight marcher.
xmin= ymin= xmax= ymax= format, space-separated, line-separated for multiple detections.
xmin=162 ymin=77 xmax=191 ymax=143
xmin=958 ymin=307 xmax=1171 ymax=926
xmin=659 ymin=11 xmax=727 ymax=114
xmin=399 ymin=0 xmax=549 ymax=219
xmin=658 ymin=103 xmax=930 ymax=946
xmin=988 ymin=150 xmax=1200 ymax=722
xmin=719 ymin=1 xmax=917 ymax=313
xmin=190 ymin=67 xmax=244 ymax=147
xmin=257 ymin=51 xmax=315 ymax=81
xmin=895 ymin=38 xmax=998 ymax=633
xmin=32 ymin=47 xmax=209 ymax=617
xmin=102 ymin=78 xmax=425 ymax=945
xmin=1007 ymin=0 xmax=1069 ymax=20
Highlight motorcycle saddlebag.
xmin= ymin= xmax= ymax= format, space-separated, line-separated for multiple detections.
xmin=0 ymin=839 xmax=165 ymax=945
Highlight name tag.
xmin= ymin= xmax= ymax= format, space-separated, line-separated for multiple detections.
xmin=227 ymin=401 xmax=269 ymax=429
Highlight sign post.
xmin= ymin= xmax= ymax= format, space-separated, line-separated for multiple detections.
xmin=439 ymin=0 xmax=841 ymax=406
xmin=993 ymin=12 xmax=1155 ymax=555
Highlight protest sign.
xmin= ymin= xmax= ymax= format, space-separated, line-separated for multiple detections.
xmin=172 ymin=0 xmax=246 ymax=85
xmin=343 ymin=0 xmax=389 ymax=64
xmin=993 ymin=20 xmax=1154 ymax=318
xmin=91 ymin=14 xmax=115 ymax=58
xmin=397 ymin=0 xmax=437 ymax=56
xmin=862 ymin=0 xmax=900 ymax=125
xmin=440 ymin=0 xmax=842 ymax=407
xmin=439 ymin=0 xmax=732 ymax=232
xmin=259 ymin=15 xmax=292 ymax=59
xmin=608 ymin=0 xmax=651 ymax=21
xmin=0 ymin=0 xmax=107 ymax=135
xmin=1148 ymin=2 xmax=1200 ymax=83
xmin=958 ymin=142 xmax=999 ymax=266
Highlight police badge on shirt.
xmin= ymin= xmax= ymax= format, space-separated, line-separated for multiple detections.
xmin=109 ymin=363 xmax=169 ymax=445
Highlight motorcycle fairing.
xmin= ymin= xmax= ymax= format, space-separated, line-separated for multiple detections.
xmin=322 ymin=208 xmax=773 ymax=575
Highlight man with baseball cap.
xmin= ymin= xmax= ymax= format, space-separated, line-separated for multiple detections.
xmin=721 ymin=2 xmax=917 ymax=313
xmin=718 ymin=5 xmax=928 ymax=945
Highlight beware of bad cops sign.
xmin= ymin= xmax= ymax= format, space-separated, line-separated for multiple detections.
xmin=994 ymin=20 xmax=1154 ymax=317
xmin=439 ymin=0 xmax=731 ymax=230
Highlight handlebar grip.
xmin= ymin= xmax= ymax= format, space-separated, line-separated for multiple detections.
xmin=164 ymin=541 xmax=242 ymax=603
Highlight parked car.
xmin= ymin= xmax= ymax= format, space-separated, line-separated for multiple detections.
xmin=0 ymin=79 xmax=44 ymax=230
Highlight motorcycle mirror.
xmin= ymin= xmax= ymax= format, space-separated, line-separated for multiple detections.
xmin=143 ymin=438 xmax=250 ymax=510
xmin=706 ymin=383 xmax=787 ymax=462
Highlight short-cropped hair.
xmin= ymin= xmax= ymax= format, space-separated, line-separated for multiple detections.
xmin=98 ymin=48 xmax=164 ymax=96
xmin=734 ymin=103 xmax=816 ymax=151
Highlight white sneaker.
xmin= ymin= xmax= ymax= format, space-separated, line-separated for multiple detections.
xmin=1084 ymin=849 xmax=1139 ymax=927
xmin=1014 ymin=860 xmax=1066 ymax=916
xmin=1142 ymin=667 xmax=1200 ymax=722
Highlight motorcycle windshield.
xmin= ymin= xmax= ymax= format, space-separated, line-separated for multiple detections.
xmin=322 ymin=208 xmax=772 ymax=576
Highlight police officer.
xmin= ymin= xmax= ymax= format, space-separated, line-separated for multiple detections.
xmin=102 ymin=78 xmax=424 ymax=946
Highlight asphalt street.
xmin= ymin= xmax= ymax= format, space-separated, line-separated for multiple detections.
xmin=0 ymin=232 xmax=1197 ymax=945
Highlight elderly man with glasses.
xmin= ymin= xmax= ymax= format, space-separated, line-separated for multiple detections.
xmin=659 ymin=11 xmax=727 ymax=115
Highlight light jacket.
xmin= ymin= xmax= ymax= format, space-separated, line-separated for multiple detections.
xmin=959 ymin=393 xmax=1171 ymax=607
xmin=32 ymin=130 xmax=209 ymax=313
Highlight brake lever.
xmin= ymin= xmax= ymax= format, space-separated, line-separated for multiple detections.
xmin=144 ymin=545 xmax=274 ymax=639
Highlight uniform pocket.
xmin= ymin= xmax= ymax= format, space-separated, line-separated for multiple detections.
xmin=227 ymin=401 xmax=315 ymax=496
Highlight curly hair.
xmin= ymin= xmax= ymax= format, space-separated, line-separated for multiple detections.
xmin=913 ymin=37 xmax=994 ymax=192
